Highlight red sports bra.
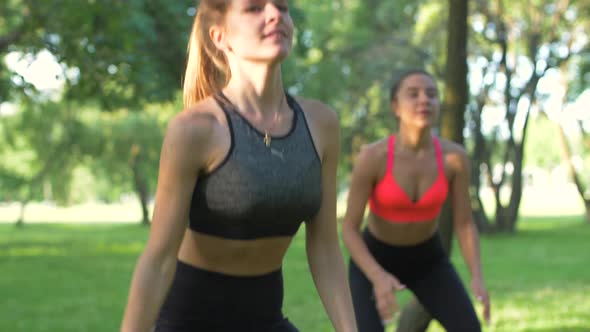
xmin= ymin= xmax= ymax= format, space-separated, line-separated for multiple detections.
xmin=369 ymin=135 xmax=448 ymax=223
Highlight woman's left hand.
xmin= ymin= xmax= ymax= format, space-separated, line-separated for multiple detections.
xmin=471 ymin=277 xmax=490 ymax=324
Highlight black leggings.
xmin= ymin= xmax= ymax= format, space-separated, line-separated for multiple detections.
xmin=155 ymin=260 xmax=298 ymax=332
xmin=349 ymin=229 xmax=480 ymax=332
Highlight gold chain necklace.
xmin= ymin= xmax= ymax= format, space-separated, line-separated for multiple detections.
xmin=263 ymin=94 xmax=285 ymax=148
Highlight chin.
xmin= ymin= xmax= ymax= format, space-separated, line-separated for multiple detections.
xmin=250 ymin=49 xmax=291 ymax=64
xmin=414 ymin=120 xmax=433 ymax=129
xmin=269 ymin=45 xmax=292 ymax=59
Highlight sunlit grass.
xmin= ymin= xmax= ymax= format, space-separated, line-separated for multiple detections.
xmin=0 ymin=224 xmax=147 ymax=332
xmin=1 ymin=216 xmax=589 ymax=331
xmin=423 ymin=216 xmax=590 ymax=332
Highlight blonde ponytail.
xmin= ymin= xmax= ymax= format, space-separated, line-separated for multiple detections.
xmin=182 ymin=1 xmax=231 ymax=109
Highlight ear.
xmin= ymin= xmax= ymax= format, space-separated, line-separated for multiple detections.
xmin=209 ymin=25 xmax=230 ymax=52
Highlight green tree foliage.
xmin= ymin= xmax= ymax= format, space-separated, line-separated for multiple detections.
xmin=1 ymin=0 xmax=194 ymax=108
xmin=1 ymin=1 xmax=192 ymax=224
xmin=466 ymin=0 xmax=589 ymax=232
xmin=0 ymin=99 xmax=94 ymax=224
xmin=2 ymin=0 xmax=590 ymax=228
xmin=524 ymin=113 xmax=562 ymax=168
xmin=89 ymin=103 xmax=172 ymax=224
xmin=286 ymin=0 xmax=438 ymax=185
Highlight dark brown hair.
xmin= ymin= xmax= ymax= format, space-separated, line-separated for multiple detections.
xmin=389 ymin=69 xmax=435 ymax=102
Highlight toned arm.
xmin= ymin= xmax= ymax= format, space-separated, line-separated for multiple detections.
xmin=301 ymin=99 xmax=357 ymax=332
xmin=447 ymin=143 xmax=490 ymax=323
xmin=341 ymin=143 xmax=405 ymax=324
xmin=120 ymin=110 xmax=215 ymax=332
xmin=341 ymin=145 xmax=383 ymax=282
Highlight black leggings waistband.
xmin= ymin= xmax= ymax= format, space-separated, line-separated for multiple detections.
xmin=363 ymin=228 xmax=442 ymax=250
xmin=156 ymin=260 xmax=290 ymax=331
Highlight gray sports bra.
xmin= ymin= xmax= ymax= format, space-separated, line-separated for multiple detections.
xmin=188 ymin=92 xmax=323 ymax=239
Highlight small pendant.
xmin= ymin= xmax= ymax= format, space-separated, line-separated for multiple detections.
xmin=264 ymin=132 xmax=271 ymax=147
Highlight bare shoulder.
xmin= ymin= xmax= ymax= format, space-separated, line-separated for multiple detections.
xmin=353 ymin=137 xmax=389 ymax=177
xmin=358 ymin=137 xmax=389 ymax=162
xmin=163 ymin=97 xmax=224 ymax=165
xmin=438 ymin=137 xmax=469 ymax=172
xmin=168 ymin=99 xmax=220 ymax=140
xmin=293 ymin=96 xmax=339 ymax=131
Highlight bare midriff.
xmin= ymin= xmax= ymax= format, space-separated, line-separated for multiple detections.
xmin=367 ymin=212 xmax=439 ymax=246
xmin=178 ymin=229 xmax=294 ymax=276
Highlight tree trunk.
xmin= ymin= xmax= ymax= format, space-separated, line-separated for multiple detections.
xmin=470 ymin=97 xmax=491 ymax=232
xmin=133 ymin=169 xmax=150 ymax=226
xmin=130 ymin=144 xmax=151 ymax=225
xmin=472 ymin=193 xmax=491 ymax=232
xmin=439 ymin=1 xmax=468 ymax=145
xmin=16 ymin=200 xmax=28 ymax=227
xmin=556 ymin=122 xmax=590 ymax=223
xmin=506 ymin=80 xmax=537 ymax=231
xmin=495 ymin=136 xmax=527 ymax=233
xmin=505 ymin=144 xmax=525 ymax=231
xmin=12 ymin=133 xmax=72 ymax=226
xmin=397 ymin=0 xmax=468 ymax=330
xmin=134 ymin=174 xmax=150 ymax=226
xmin=490 ymin=73 xmax=539 ymax=233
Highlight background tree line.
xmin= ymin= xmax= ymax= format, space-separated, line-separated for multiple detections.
xmin=1 ymin=0 xmax=589 ymax=230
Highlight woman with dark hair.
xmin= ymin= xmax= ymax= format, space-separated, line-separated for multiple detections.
xmin=342 ymin=69 xmax=490 ymax=331
xmin=120 ymin=1 xmax=357 ymax=331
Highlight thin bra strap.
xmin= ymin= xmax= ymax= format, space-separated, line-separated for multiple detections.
xmin=433 ymin=137 xmax=444 ymax=172
xmin=387 ymin=135 xmax=395 ymax=171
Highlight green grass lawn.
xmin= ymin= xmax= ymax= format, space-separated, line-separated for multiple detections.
xmin=1 ymin=216 xmax=589 ymax=332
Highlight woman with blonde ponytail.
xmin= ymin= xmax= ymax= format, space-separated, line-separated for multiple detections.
xmin=121 ymin=1 xmax=357 ymax=331
xmin=182 ymin=5 xmax=230 ymax=107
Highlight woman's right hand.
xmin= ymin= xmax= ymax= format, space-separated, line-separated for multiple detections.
xmin=372 ymin=271 xmax=406 ymax=326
